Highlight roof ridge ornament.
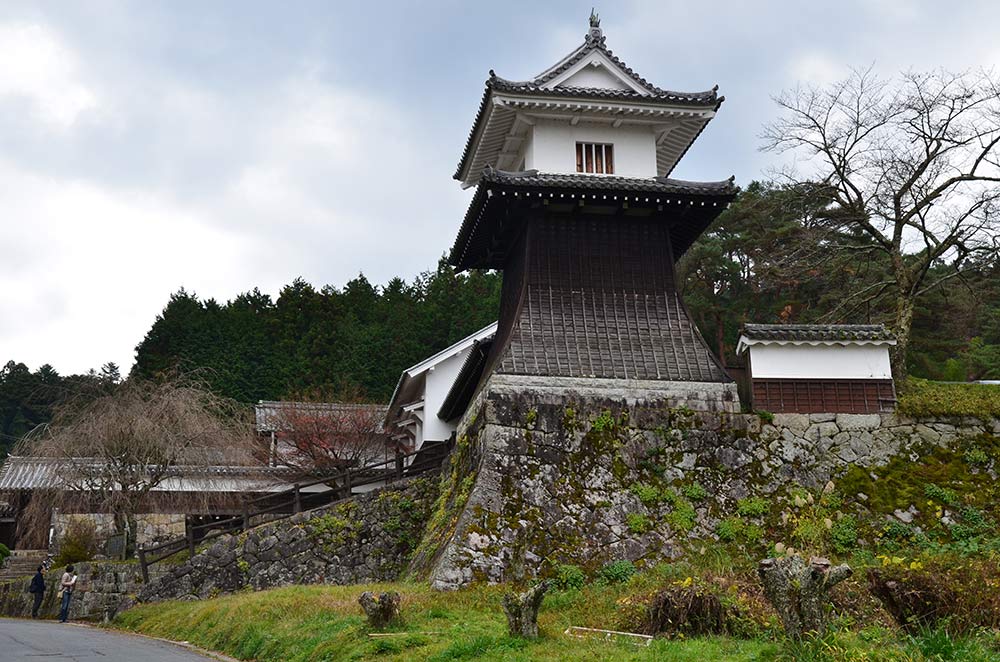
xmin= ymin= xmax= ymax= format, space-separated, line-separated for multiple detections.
xmin=587 ymin=8 xmax=603 ymax=42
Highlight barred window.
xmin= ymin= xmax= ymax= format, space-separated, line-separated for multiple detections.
xmin=575 ymin=142 xmax=614 ymax=174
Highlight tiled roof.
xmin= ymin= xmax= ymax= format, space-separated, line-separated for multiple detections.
xmin=741 ymin=324 xmax=896 ymax=343
xmin=255 ymin=401 xmax=388 ymax=433
xmin=490 ymin=217 xmax=733 ymax=384
xmin=437 ymin=336 xmax=494 ymax=422
xmin=529 ymin=30 xmax=717 ymax=101
xmin=481 ymin=168 xmax=738 ymax=195
xmin=0 ymin=456 xmax=296 ymax=492
xmin=448 ymin=168 xmax=738 ymax=270
xmin=454 ymin=26 xmax=722 ymax=182
xmin=487 ymin=74 xmax=720 ymax=105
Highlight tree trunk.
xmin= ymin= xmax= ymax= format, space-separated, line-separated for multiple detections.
xmin=716 ymin=311 xmax=726 ymax=365
xmin=758 ymin=555 xmax=852 ymax=639
xmin=358 ymin=591 xmax=401 ymax=629
xmin=891 ymin=293 xmax=915 ymax=384
xmin=502 ymin=581 xmax=551 ymax=639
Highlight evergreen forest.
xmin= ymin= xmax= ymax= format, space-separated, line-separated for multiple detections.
xmin=3 ymin=182 xmax=999 ymax=458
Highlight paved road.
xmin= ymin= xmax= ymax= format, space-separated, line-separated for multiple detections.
xmin=0 ymin=619 xmax=220 ymax=661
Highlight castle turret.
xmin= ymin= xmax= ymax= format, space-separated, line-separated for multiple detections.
xmin=445 ymin=13 xmax=739 ymax=412
xmin=415 ymin=14 xmax=742 ymax=590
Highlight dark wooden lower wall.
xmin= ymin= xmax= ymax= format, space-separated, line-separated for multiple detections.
xmin=751 ymin=378 xmax=896 ymax=414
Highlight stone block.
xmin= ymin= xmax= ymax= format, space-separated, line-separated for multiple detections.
xmin=835 ymin=414 xmax=882 ymax=431
xmin=717 ymin=447 xmax=752 ymax=471
xmin=809 ymin=413 xmax=837 ymax=423
xmin=836 ymin=446 xmax=858 ymax=463
xmin=805 ymin=422 xmax=840 ymax=440
xmin=759 ymin=425 xmax=781 ymax=443
xmin=914 ymin=424 xmax=940 ymax=444
xmin=879 ymin=413 xmax=901 ymax=427
xmin=773 ymin=413 xmax=810 ymax=432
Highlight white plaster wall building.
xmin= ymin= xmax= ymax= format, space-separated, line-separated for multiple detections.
xmin=737 ymin=324 xmax=897 ymax=413
xmin=454 ymin=15 xmax=724 ymax=188
xmin=384 ymin=322 xmax=498 ymax=454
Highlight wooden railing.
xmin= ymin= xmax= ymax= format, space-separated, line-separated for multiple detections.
xmin=138 ymin=447 xmax=447 ymax=581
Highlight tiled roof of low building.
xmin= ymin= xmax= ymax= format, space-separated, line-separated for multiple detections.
xmin=741 ymin=324 xmax=896 ymax=343
xmin=255 ymin=401 xmax=388 ymax=433
xmin=0 ymin=456 xmax=296 ymax=492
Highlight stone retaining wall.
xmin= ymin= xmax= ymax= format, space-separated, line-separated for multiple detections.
xmin=138 ymin=476 xmax=438 ymax=602
xmin=0 ymin=561 xmax=162 ymax=621
xmin=417 ymin=375 xmax=1000 ymax=589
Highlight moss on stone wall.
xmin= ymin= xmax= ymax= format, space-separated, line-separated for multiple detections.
xmin=408 ymin=426 xmax=482 ymax=578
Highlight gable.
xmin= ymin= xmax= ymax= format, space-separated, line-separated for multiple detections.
xmin=540 ymin=49 xmax=650 ymax=95
xmin=556 ymin=65 xmax=633 ymax=91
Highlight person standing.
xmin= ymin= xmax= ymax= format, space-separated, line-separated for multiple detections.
xmin=58 ymin=565 xmax=76 ymax=623
xmin=28 ymin=566 xmax=45 ymax=618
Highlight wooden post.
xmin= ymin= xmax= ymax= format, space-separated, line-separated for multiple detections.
xmin=293 ymin=484 xmax=302 ymax=514
xmin=242 ymin=504 xmax=250 ymax=531
xmin=343 ymin=469 xmax=353 ymax=499
xmin=395 ymin=452 xmax=404 ymax=481
xmin=138 ymin=547 xmax=149 ymax=583
xmin=186 ymin=516 xmax=196 ymax=558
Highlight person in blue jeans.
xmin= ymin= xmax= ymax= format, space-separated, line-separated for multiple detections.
xmin=58 ymin=565 xmax=77 ymax=622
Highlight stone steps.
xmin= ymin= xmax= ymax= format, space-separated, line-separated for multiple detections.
xmin=0 ymin=550 xmax=49 ymax=582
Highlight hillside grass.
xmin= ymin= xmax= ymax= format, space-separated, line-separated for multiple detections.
xmin=898 ymin=378 xmax=1000 ymax=418
xmin=114 ymin=580 xmax=770 ymax=661
xmin=113 ymin=577 xmax=1000 ymax=662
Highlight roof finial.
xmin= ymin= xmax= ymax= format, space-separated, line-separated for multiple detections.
xmin=587 ymin=8 xmax=603 ymax=41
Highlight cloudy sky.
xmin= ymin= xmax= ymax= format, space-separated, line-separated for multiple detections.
xmin=2 ymin=0 xmax=999 ymax=375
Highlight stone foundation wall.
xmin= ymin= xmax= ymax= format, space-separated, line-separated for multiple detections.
xmin=0 ymin=561 xmax=165 ymax=621
xmin=51 ymin=512 xmax=186 ymax=556
xmin=416 ymin=376 xmax=1000 ymax=590
xmin=138 ymin=476 xmax=438 ymax=602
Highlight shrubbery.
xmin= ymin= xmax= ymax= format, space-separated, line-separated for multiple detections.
xmin=553 ymin=564 xmax=585 ymax=591
xmin=53 ymin=519 xmax=97 ymax=567
xmin=867 ymin=557 xmax=1000 ymax=634
xmin=597 ymin=560 xmax=636 ymax=584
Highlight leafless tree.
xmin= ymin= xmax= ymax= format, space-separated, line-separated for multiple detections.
xmin=762 ymin=67 xmax=1000 ymax=379
xmin=265 ymin=401 xmax=389 ymax=474
xmin=15 ymin=375 xmax=263 ymax=549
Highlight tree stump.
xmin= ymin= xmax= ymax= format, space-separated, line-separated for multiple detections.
xmin=502 ymin=580 xmax=551 ymax=639
xmin=358 ymin=591 xmax=401 ymax=629
xmin=758 ymin=555 xmax=851 ymax=639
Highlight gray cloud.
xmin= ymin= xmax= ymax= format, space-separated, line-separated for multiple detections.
xmin=1 ymin=0 xmax=998 ymax=374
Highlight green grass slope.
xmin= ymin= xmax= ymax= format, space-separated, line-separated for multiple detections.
xmin=113 ymin=577 xmax=1000 ymax=662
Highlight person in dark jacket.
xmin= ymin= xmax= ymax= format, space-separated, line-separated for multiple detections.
xmin=28 ymin=566 xmax=45 ymax=618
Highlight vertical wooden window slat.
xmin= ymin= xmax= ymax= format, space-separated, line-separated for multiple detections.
xmin=576 ymin=143 xmax=615 ymax=174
